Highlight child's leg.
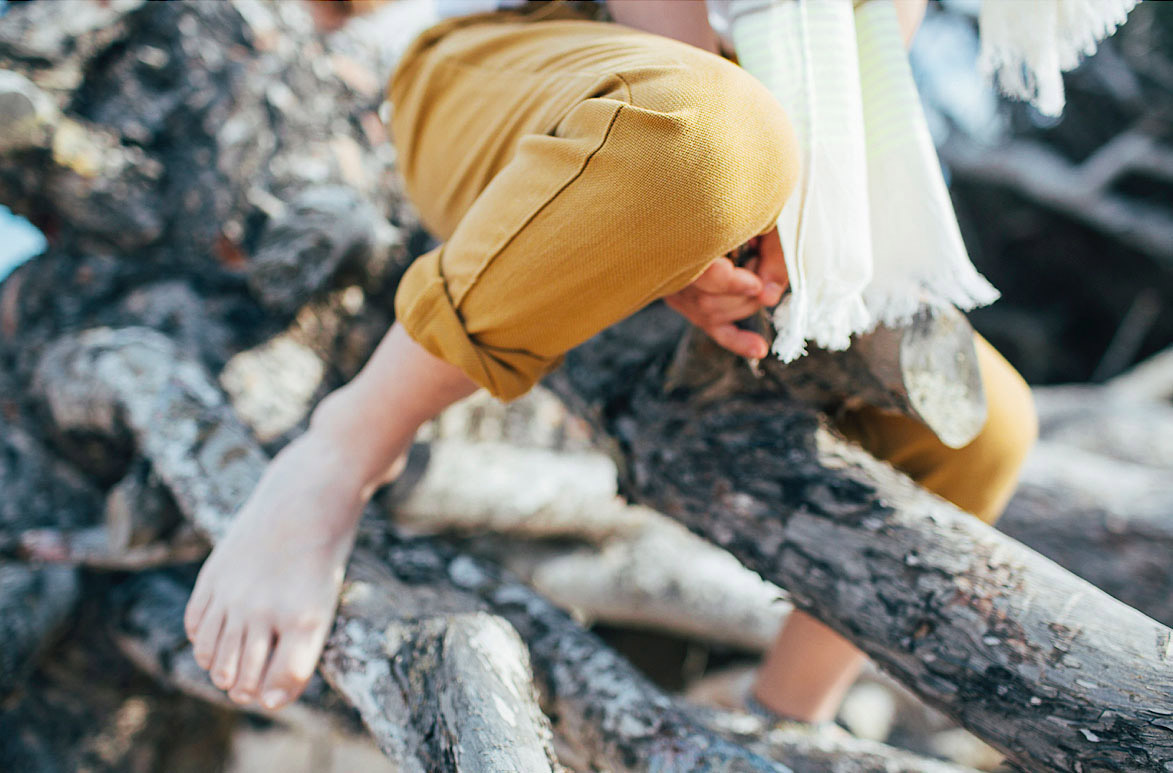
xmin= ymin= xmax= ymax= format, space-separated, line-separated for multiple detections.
xmin=186 ymin=12 xmax=800 ymax=709
xmin=752 ymin=334 xmax=1038 ymax=722
xmin=388 ymin=13 xmax=799 ymax=399
xmin=184 ymin=324 xmax=476 ymax=709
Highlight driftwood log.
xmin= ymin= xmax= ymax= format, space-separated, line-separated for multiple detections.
xmin=549 ymin=303 xmax=1173 ymax=772
xmin=31 ymin=324 xmax=975 ymax=773
xmin=2 ymin=1 xmax=1171 ymax=771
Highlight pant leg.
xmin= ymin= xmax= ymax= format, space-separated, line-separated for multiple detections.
xmin=387 ymin=10 xmax=799 ymax=400
xmin=835 ymin=334 xmax=1038 ymax=525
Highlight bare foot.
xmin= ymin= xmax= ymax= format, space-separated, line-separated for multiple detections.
xmin=184 ymin=321 xmax=479 ymax=710
xmin=183 ymin=430 xmax=406 ymax=710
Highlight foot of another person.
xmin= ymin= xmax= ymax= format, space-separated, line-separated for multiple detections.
xmin=183 ymin=430 xmax=407 ymax=710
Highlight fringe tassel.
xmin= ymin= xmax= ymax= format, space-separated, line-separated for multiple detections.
xmin=978 ymin=0 xmax=1140 ymax=116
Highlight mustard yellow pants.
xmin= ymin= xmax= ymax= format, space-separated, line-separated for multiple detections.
xmin=387 ymin=5 xmax=1037 ymax=526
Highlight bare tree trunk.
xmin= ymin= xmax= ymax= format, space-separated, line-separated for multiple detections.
xmin=547 ymin=303 xmax=1173 ymax=772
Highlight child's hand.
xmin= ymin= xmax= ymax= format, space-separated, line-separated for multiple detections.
xmin=664 ymin=225 xmax=788 ymax=359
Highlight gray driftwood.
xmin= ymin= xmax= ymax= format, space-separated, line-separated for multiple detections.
xmin=548 ymin=303 xmax=1173 ymax=772
xmin=31 ymin=324 xmax=982 ymax=772
xmin=0 ymin=562 xmax=80 ymax=697
xmin=4 ymin=1 xmax=1171 ymax=769
xmin=667 ymin=305 xmax=987 ymax=449
xmin=17 ymin=524 xmax=209 ymax=570
xmin=33 ymin=326 xmax=563 ymax=773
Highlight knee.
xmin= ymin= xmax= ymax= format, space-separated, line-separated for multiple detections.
xmin=621 ymin=57 xmax=801 ymax=247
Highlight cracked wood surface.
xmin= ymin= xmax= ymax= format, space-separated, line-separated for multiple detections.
xmin=28 ymin=324 xmax=973 ymax=772
xmin=549 ymin=303 xmax=1173 ymax=772
xmin=33 ymin=326 xmax=562 ymax=773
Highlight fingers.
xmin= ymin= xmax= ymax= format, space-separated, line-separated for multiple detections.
xmin=693 ymin=290 xmax=766 ymax=324
xmin=707 ymin=323 xmax=770 ymax=359
xmin=754 ymin=226 xmax=789 ymax=303
xmin=663 ymin=239 xmax=788 ymax=360
xmin=229 ymin=623 xmax=274 ymax=705
xmin=691 ymin=257 xmax=763 ymax=296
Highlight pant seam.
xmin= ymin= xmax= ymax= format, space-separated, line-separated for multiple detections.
xmin=450 ymin=87 xmax=630 ymax=309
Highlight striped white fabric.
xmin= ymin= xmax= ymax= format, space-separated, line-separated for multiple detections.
xmin=426 ymin=0 xmax=1138 ymax=361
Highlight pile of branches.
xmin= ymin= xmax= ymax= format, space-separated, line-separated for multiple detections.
xmin=2 ymin=2 xmax=1171 ymax=771
xmin=941 ymin=0 xmax=1173 ymax=384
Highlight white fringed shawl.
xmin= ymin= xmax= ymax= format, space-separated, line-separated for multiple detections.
xmin=717 ymin=0 xmax=1139 ymax=361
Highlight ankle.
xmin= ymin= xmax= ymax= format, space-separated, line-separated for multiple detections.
xmin=749 ymin=681 xmax=837 ymax=725
xmin=307 ymin=388 xmax=419 ymax=496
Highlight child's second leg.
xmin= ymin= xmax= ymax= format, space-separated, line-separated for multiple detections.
xmin=752 ymin=335 xmax=1038 ymax=723
xmin=183 ymin=323 xmax=476 ymax=709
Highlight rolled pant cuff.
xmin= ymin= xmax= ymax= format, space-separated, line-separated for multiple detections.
xmin=394 ymin=246 xmax=559 ymax=401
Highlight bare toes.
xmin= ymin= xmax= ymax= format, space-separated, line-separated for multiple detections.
xmin=192 ymin=607 xmax=225 ymax=671
xmin=258 ymin=625 xmax=327 ymax=709
xmin=228 ymin=623 xmax=273 ymax=704
xmin=210 ymin=616 xmax=245 ymax=690
xmin=184 ymin=582 xmax=212 ymax=639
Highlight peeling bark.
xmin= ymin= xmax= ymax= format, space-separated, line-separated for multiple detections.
xmin=548 ymin=303 xmax=1173 ymax=772
xmin=33 ymin=326 xmax=563 ymax=771
xmin=4 ymin=1 xmax=1170 ymax=769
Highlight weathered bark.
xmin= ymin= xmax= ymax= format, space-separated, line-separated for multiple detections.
xmin=381 ymin=427 xmax=1173 ymax=661
xmin=17 ymin=524 xmax=209 ymax=570
xmin=4 ymin=1 xmax=1171 ymax=769
xmin=394 ymin=542 xmax=788 ymax=773
xmin=324 ymin=551 xmax=563 ymax=773
xmin=0 ymin=561 xmax=80 ymax=697
xmin=669 ymin=306 xmax=988 ymax=449
xmin=391 ymin=431 xmax=1173 ymax=654
xmin=699 ymin=707 xmax=979 ymax=773
xmin=548 ymin=303 xmax=1173 ymax=772
xmin=1000 ymin=440 xmax=1173 ymax=628
xmin=0 ymin=0 xmax=406 ymax=273
xmin=390 ymin=440 xmax=790 ymax=651
xmin=28 ymin=324 xmax=986 ymax=773
xmin=33 ymin=326 xmax=564 ymax=772
xmin=1033 ymin=383 xmax=1173 ymax=470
